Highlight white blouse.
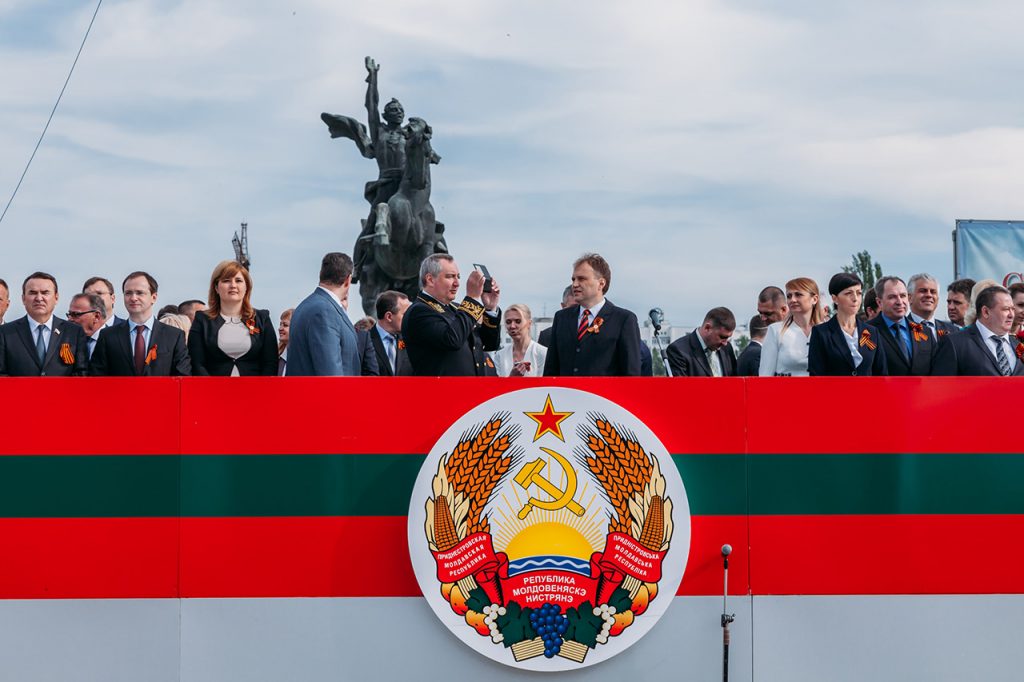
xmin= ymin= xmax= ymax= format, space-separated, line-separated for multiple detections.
xmin=491 ymin=341 xmax=548 ymax=377
xmin=759 ymin=321 xmax=811 ymax=377
xmin=218 ymin=316 xmax=252 ymax=377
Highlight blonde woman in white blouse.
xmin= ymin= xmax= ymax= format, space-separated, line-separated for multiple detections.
xmin=759 ymin=277 xmax=825 ymax=377
xmin=491 ymin=304 xmax=547 ymax=377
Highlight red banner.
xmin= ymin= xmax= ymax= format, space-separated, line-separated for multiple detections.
xmin=432 ymin=533 xmax=498 ymax=583
xmin=600 ymin=532 xmax=666 ymax=583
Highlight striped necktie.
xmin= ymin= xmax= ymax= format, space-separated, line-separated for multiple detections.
xmin=992 ymin=336 xmax=1012 ymax=376
xmin=577 ymin=309 xmax=591 ymax=341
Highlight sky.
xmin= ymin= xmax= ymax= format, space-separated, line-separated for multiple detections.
xmin=3 ymin=0 xmax=1024 ymax=330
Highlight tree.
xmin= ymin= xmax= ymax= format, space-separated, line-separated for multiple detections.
xmin=842 ymin=250 xmax=883 ymax=291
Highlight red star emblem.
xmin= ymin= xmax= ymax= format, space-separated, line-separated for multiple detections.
xmin=524 ymin=395 xmax=573 ymax=442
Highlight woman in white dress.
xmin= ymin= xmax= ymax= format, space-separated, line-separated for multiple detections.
xmin=759 ymin=277 xmax=824 ymax=377
xmin=491 ymin=304 xmax=547 ymax=377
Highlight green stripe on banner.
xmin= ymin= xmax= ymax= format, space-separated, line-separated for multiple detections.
xmin=0 ymin=453 xmax=1021 ymax=518
xmin=748 ymin=454 xmax=1024 ymax=515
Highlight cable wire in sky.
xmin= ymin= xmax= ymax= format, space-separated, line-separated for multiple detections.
xmin=0 ymin=0 xmax=104 ymax=226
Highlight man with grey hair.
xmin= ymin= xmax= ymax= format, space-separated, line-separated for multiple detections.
xmin=907 ymin=273 xmax=957 ymax=340
xmin=67 ymin=292 xmax=108 ymax=359
xmin=401 ymin=254 xmax=501 ymax=375
xmin=868 ymin=275 xmax=935 ymax=375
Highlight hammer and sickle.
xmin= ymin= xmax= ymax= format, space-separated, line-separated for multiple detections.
xmin=513 ymin=447 xmax=585 ymax=520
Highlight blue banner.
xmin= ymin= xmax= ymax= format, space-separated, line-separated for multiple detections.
xmin=955 ymin=220 xmax=1024 ymax=285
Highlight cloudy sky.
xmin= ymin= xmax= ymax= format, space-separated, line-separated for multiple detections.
xmin=3 ymin=0 xmax=1024 ymax=329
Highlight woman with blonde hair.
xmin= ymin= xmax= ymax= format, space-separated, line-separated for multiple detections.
xmin=964 ymin=279 xmax=998 ymax=326
xmin=759 ymin=277 xmax=824 ymax=376
xmin=491 ymin=303 xmax=547 ymax=377
xmin=188 ymin=260 xmax=278 ymax=376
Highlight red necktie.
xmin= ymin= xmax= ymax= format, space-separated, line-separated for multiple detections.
xmin=134 ymin=325 xmax=147 ymax=374
xmin=577 ymin=309 xmax=591 ymax=341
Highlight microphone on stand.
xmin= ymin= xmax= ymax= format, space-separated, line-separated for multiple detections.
xmin=647 ymin=307 xmax=672 ymax=376
xmin=720 ymin=543 xmax=735 ymax=682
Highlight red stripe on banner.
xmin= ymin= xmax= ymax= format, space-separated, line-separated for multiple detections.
xmin=179 ymin=516 xmax=745 ymax=598
xmin=745 ymin=377 xmax=1024 ymax=454
xmin=0 ymin=378 xmax=181 ymax=455
xmin=749 ymin=514 xmax=1024 ymax=594
xmin=0 ymin=518 xmax=179 ymax=598
xmin=179 ymin=378 xmax=747 ymax=455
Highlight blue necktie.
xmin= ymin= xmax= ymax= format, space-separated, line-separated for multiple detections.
xmin=891 ymin=323 xmax=910 ymax=361
xmin=35 ymin=325 xmax=46 ymax=364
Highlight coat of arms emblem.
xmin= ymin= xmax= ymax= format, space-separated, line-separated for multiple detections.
xmin=408 ymin=387 xmax=691 ymax=671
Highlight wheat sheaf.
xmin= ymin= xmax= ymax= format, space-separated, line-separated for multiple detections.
xmin=578 ymin=413 xmax=674 ymax=596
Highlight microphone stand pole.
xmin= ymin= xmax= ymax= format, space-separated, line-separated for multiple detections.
xmin=650 ymin=323 xmax=673 ymax=377
xmin=721 ymin=544 xmax=735 ymax=682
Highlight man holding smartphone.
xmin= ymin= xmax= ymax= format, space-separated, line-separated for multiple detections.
xmin=402 ymin=254 xmax=501 ymax=375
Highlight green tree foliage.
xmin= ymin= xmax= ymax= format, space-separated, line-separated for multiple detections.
xmin=842 ymin=250 xmax=883 ymax=291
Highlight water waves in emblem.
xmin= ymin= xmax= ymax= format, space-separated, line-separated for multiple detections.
xmin=507 ymin=555 xmax=592 ymax=577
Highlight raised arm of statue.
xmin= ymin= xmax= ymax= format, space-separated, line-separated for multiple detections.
xmin=365 ymin=56 xmax=381 ymax=151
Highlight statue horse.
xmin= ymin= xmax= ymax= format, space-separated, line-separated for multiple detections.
xmin=357 ymin=117 xmax=444 ymax=314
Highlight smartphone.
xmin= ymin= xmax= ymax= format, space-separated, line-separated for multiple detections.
xmin=473 ymin=263 xmax=494 ymax=293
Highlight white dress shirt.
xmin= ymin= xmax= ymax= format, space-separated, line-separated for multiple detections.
xmin=127 ymin=316 xmax=155 ymax=350
xmin=977 ymin=321 xmax=1016 ymax=366
xmin=759 ymin=321 xmax=811 ymax=376
xmin=491 ymin=340 xmax=548 ymax=377
xmin=578 ymin=299 xmax=606 ymax=329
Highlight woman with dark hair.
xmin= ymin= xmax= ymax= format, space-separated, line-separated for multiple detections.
xmin=759 ymin=277 xmax=824 ymax=376
xmin=808 ymin=273 xmax=887 ymax=376
xmin=188 ymin=260 xmax=278 ymax=376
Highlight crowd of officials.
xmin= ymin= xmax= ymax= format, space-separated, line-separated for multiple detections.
xmin=0 ymin=251 xmax=1022 ymax=378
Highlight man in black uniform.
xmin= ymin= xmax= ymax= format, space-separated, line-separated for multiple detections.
xmin=402 ymin=254 xmax=501 ymax=376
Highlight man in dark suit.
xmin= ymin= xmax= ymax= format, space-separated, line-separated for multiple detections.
xmin=402 ymin=254 xmax=501 ymax=376
xmin=288 ymin=253 xmax=361 ymax=376
xmin=932 ymin=286 xmax=1024 ymax=376
xmin=0 ymin=272 xmax=88 ymax=376
xmin=0 ymin=278 xmax=9 ymax=325
xmin=537 ymin=286 xmax=573 ymax=348
xmin=666 ymin=307 xmax=738 ymax=377
xmin=67 ymin=292 xmax=108 ymax=360
xmin=737 ymin=314 xmax=767 ymax=376
xmin=83 ymin=276 xmax=126 ymax=329
xmin=543 ymin=253 xmax=641 ymax=376
xmin=946 ymin=278 xmax=975 ymax=328
xmin=868 ymin=276 xmax=935 ymax=376
xmin=371 ymin=290 xmax=412 ymax=376
xmin=907 ymin=273 xmax=958 ymax=340
xmin=90 ymin=271 xmax=190 ymax=376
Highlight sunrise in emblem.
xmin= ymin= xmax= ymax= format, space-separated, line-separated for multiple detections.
xmin=409 ymin=387 xmax=690 ymax=672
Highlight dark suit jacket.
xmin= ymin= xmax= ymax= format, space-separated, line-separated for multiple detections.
xmin=931 ymin=324 xmax=1024 ymax=376
xmin=188 ymin=309 xmax=278 ymax=376
xmin=356 ymin=328 xmax=379 ymax=376
xmin=0 ymin=316 xmax=88 ymax=376
xmin=402 ymin=293 xmax=501 ymax=376
xmin=369 ymin=324 xmax=412 ymax=376
xmin=867 ymin=314 xmax=935 ymax=376
xmin=542 ymin=300 xmax=641 ymax=377
xmin=665 ymin=330 xmax=737 ymax=377
xmin=736 ymin=341 xmax=762 ymax=377
xmin=808 ymin=316 xmax=887 ymax=376
xmin=90 ymin=318 xmax=191 ymax=376
xmin=907 ymin=313 xmax=959 ymax=343
xmin=538 ymin=326 xmax=553 ymax=348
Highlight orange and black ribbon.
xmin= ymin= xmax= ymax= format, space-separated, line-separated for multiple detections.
xmin=145 ymin=345 xmax=158 ymax=366
xmin=859 ymin=329 xmax=876 ymax=350
xmin=58 ymin=343 xmax=74 ymax=365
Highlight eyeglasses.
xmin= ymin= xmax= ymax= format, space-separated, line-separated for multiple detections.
xmin=67 ymin=310 xmax=100 ymax=318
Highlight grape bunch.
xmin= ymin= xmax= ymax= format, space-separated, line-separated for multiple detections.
xmin=529 ymin=603 xmax=569 ymax=658
xmin=591 ymin=603 xmax=617 ymax=644
xmin=482 ymin=604 xmax=506 ymax=643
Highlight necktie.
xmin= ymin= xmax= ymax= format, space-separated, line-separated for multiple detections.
xmin=278 ymin=356 xmax=286 ymax=377
xmin=992 ymin=336 xmax=1012 ymax=376
xmin=577 ymin=309 xmax=591 ymax=341
xmin=87 ymin=337 xmax=96 ymax=359
xmin=388 ymin=334 xmax=398 ymax=373
xmin=706 ymin=348 xmax=722 ymax=377
xmin=35 ymin=325 xmax=46 ymax=364
xmin=891 ymin=323 xmax=910 ymax=361
xmin=134 ymin=325 xmax=147 ymax=374
xmin=924 ymin=320 xmax=935 ymax=340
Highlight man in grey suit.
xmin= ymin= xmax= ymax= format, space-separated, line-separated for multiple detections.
xmin=287 ymin=252 xmax=360 ymax=376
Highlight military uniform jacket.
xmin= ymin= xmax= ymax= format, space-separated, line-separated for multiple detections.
xmin=401 ymin=292 xmax=501 ymax=376
xmin=0 ymin=316 xmax=89 ymax=376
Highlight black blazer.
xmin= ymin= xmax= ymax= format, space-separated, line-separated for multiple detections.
xmin=91 ymin=318 xmax=191 ymax=376
xmin=867 ymin=314 xmax=935 ymax=376
xmin=369 ymin=324 xmax=412 ymax=376
xmin=188 ymin=310 xmax=278 ymax=376
xmin=402 ymin=293 xmax=501 ymax=376
xmin=542 ymin=300 xmax=641 ymax=377
xmin=665 ymin=330 xmax=737 ymax=377
xmin=931 ymin=324 xmax=1024 ymax=376
xmin=356 ymin=328 xmax=379 ymax=376
xmin=537 ymin=326 xmax=553 ymax=348
xmin=808 ymin=316 xmax=887 ymax=376
xmin=736 ymin=341 xmax=762 ymax=377
xmin=0 ymin=316 xmax=88 ymax=376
